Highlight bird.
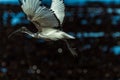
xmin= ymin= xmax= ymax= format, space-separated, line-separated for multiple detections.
xmin=9 ymin=0 xmax=77 ymax=56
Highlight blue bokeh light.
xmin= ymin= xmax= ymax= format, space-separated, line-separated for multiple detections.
xmin=111 ymin=46 xmax=120 ymax=55
xmin=0 ymin=67 xmax=8 ymax=73
xmin=0 ymin=0 xmax=120 ymax=5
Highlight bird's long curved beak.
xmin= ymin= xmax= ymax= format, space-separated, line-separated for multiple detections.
xmin=8 ymin=29 xmax=21 ymax=38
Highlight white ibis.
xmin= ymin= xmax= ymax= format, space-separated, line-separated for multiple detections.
xmin=9 ymin=0 xmax=77 ymax=56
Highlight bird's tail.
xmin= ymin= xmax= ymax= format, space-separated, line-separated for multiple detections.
xmin=63 ymin=32 xmax=75 ymax=39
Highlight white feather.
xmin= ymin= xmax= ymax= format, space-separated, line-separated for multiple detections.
xmin=40 ymin=28 xmax=75 ymax=40
xmin=33 ymin=7 xmax=59 ymax=27
xmin=21 ymin=0 xmax=41 ymax=16
xmin=21 ymin=0 xmax=59 ymax=28
xmin=50 ymin=0 xmax=65 ymax=24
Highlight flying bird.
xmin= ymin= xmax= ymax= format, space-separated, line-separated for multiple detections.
xmin=9 ymin=0 xmax=77 ymax=56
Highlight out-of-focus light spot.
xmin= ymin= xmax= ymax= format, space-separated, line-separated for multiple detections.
xmin=78 ymin=13 xmax=83 ymax=17
xmin=114 ymin=0 xmax=120 ymax=5
xmin=58 ymin=48 xmax=63 ymax=53
xmin=82 ymin=44 xmax=91 ymax=50
xmin=11 ymin=17 xmax=20 ymax=26
xmin=3 ymin=11 xmax=29 ymax=26
xmin=107 ymin=8 xmax=113 ymax=14
xmin=28 ymin=68 xmax=35 ymax=74
xmin=96 ymin=19 xmax=102 ymax=25
xmin=81 ymin=20 xmax=87 ymax=25
xmin=0 ymin=0 xmax=19 ymax=5
xmin=83 ymin=32 xmax=104 ymax=38
xmin=112 ymin=32 xmax=120 ymax=38
xmin=87 ymin=8 xmax=103 ymax=18
xmin=115 ymin=9 xmax=120 ymax=14
xmin=83 ymin=32 xmax=89 ymax=37
xmin=83 ymin=69 xmax=88 ymax=74
xmin=111 ymin=46 xmax=120 ymax=55
xmin=1 ymin=62 xmax=6 ymax=66
xmin=3 ymin=11 xmax=8 ymax=26
xmin=65 ymin=0 xmax=86 ymax=6
xmin=66 ymin=12 xmax=73 ymax=17
xmin=0 ymin=68 xmax=8 ymax=73
xmin=68 ymin=32 xmax=105 ymax=38
xmin=112 ymin=21 xmax=117 ymax=25
xmin=101 ymin=46 xmax=108 ymax=52
xmin=89 ymin=13 xmax=96 ymax=18
xmin=32 ymin=65 xmax=37 ymax=70
xmin=98 ymin=0 xmax=120 ymax=5
xmin=36 ymin=69 xmax=41 ymax=74
xmin=76 ymin=32 xmax=82 ymax=38
xmin=112 ymin=16 xmax=120 ymax=25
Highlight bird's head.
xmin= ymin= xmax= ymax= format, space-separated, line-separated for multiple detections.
xmin=8 ymin=26 xmax=29 ymax=38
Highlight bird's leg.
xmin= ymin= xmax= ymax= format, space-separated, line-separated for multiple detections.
xmin=58 ymin=26 xmax=77 ymax=56
xmin=63 ymin=39 xmax=78 ymax=56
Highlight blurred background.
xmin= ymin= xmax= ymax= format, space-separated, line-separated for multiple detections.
xmin=0 ymin=0 xmax=120 ymax=80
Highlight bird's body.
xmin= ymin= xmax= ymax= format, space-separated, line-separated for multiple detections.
xmin=9 ymin=0 xmax=77 ymax=56
xmin=38 ymin=28 xmax=75 ymax=40
xmin=18 ymin=27 xmax=75 ymax=41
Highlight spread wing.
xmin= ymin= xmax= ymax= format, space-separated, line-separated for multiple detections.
xmin=50 ymin=0 xmax=65 ymax=25
xmin=20 ymin=0 xmax=59 ymax=30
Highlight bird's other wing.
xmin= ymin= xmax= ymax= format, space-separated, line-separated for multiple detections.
xmin=20 ymin=0 xmax=59 ymax=28
xmin=21 ymin=0 xmax=41 ymax=18
xmin=33 ymin=6 xmax=59 ymax=27
xmin=50 ymin=0 xmax=65 ymax=25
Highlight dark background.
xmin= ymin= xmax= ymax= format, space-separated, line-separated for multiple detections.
xmin=0 ymin=0 xmax=120 ymax=80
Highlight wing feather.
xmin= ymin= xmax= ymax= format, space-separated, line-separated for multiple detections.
xmin=50 ymin=0 xmax=65 ymax=25
xmin=20 ymin=0 xmax=59 ymax=28
xmin=21 ymin=0 xmax=41 ymax=16
xmin=33 ymin=7 xmax=59 ymax=27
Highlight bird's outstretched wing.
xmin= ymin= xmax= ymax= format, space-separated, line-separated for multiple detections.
xmin=50 ymin=0 xmax=65 ymax=25
xmin=20 ymin=0 xmax=59 ymax=29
